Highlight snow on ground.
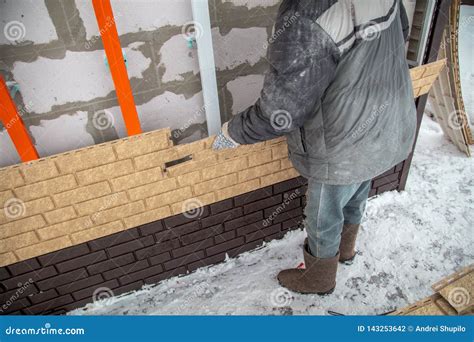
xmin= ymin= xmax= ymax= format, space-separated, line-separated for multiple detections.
xmin=70 ymin=118 xmax=473 ymax=316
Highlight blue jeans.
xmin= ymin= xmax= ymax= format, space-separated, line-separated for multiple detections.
xmin=305 ymin=179 xmax=372 ymax=258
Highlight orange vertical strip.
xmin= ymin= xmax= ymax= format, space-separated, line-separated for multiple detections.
xmin=0 ymin=76 xmax=39 ymax=162
xmin=92 ymin=0 xmax=142 ymax=136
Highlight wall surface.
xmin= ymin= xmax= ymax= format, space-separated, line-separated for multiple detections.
xmin=0 ymin=0 xmax=280 ymax=167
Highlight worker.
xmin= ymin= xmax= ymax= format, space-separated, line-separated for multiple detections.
xmin=212 ymin=0 xmax=416 ymax=294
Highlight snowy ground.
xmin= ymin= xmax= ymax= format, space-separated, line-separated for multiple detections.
xmin=70 ymin=118 xmax=473 ymax=316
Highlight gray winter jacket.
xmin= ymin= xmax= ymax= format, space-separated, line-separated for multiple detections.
xmin=228 ymin=0 xmax=417 ymax=185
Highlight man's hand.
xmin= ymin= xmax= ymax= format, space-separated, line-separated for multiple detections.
xmin=212 ymin=122 xmax=241 ymax=150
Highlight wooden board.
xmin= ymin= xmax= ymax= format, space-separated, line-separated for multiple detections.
xmin=391 ymin=264 xmax=473 ymax=316
xmin=428 ymin=0 xmax=472 ymax=156
xmin=390 ymin=295 xmax=447 ymax=316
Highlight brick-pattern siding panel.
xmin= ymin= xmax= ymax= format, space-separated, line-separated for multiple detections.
xmin=369 ymin=161 xmax=405 ymax=196
xmin=0 ymin=177 xmax=306 ymax=315
xmin=0 ymin=129 xmax=304 ymax=266
xmin=410 ymin=59 xmax=446 ymax=98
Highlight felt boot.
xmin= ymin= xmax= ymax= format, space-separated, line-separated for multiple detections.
xmin=339 ymin=224 xmax=360 ymax=263
xmin=277 ymin=240 xmax=338 ymax=294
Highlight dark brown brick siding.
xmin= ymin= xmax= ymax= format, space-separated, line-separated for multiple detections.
xmin=0 ymin=172 xmax=397 ymax=315
xmin=89 ymin=229 xmax=140 ymax=252
xmin=371 ymin=161 xmax=404 ymax=195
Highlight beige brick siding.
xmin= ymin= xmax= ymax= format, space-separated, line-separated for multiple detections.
xmin=0 ymin=128 xmax=298 ymax=266
xmin=410 ymin=59 xmax=446 ymax=98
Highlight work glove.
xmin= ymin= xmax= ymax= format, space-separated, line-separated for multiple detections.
xmin=212 ymin=122 xmax=240 ymax=150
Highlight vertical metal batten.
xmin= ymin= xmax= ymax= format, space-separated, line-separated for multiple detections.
xmin=191 ymin=0 xmax=222 ymax=136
